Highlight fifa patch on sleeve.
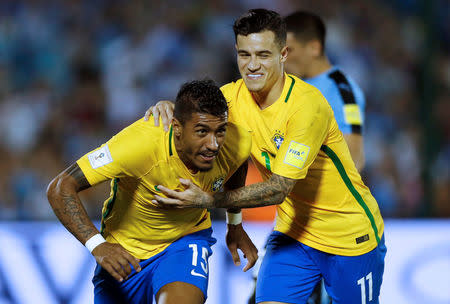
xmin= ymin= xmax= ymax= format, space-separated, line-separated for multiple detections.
xmin=88 ymin=145 xmax=113 ymax=169
xmin=283 ymin=141 xmax=310 ymax=169
xmin=343 ymin=104 xmax=362 ymax=125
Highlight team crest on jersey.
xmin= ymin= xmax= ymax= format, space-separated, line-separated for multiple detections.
xmin=272 ymin=130 xmax=285 ymax=150
xmin=212 ymin=176 xmax=225 ymax=192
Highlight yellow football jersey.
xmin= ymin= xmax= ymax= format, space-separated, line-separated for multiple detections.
xmin=77 ymin=118 xmax=251 ymax=259
xmin=221 ymin=74 xmax=384 ymax=256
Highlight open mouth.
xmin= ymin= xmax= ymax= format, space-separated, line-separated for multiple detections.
xmin=199 ymin=153 xmax=217 ymax=162
xmin=247 ymin=73 xmax=264 ymax=80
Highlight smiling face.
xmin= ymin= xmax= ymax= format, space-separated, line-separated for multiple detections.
xmin=236 ymin=30 xmax=287 ymax=95
xmin=174 ymin=112 xmax=228 ymax=173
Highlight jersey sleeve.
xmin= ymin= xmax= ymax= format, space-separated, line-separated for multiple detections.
xmin=76 ymin=119 xmax=156 ymax=186
xmin=221 ymin=82 xmax=237 ymax=109
xmin=341 ymin=78 xmax=366 ymax=134
xmin=330 ymin=90 xmax=364 ymax=135
xmin=272 ymin=91 xmax=331 ymax=180
xmin=328 ymin=70 xmax=365 ymax=134
xmin=350 ymin=81 xmax=366 ymax=127
xmin=219 ymin=122 xmax=252 ymax=180
xmin=328 ymin=99 xmax=349 ymax=134
xmin=230 ymin=123 xmax=252 ymax=169
xmin=342 ymin=103 xmax=363 ymax=133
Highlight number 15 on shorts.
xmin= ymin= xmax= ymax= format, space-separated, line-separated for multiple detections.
xmin=357 ymin=272 xmax=373 ymax=304
xmin=189 ymin=244 xmax=209 ymax=279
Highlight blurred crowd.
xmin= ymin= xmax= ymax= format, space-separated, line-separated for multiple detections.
xmin=0 ymin=0 xmax=448 ymax=220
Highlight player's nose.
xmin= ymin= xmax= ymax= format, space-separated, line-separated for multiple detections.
xmin=248 ymin=56 xmax=260 ymax=71
xmin=205 ymin=134 xmax=219 ymax=151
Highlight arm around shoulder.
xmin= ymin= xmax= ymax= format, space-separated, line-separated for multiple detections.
xmin=213 ymin=173 xmax=297 ymax=209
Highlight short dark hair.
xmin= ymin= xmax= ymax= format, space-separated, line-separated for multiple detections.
xmin=174 ymin=79 xmax=228 ymax=125
xmin=284 ymin=11 xmax=326 ymax=53
xmin=233 ymin=9 xmax=286 ymax=49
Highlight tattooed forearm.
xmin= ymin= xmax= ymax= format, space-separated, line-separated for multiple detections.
xmin=65 ymin=163 xmax=91 ymax=191
xmin=56 ymin=192 xmax=98 ymax=240
xmin=47 ymin=163 xmax=98 ymax=244
xmin=213 ymin=174 xmax=297 ymax=209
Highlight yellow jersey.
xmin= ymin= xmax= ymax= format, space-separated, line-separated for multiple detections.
xmin=77 ymin=118 xmax=251 ymax=259
xmin=221 ymin=74 xmax=384 ymax=256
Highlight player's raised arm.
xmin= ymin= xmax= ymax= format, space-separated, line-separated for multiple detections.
xmin=47 ymin=163 xmax=141 ymax=282
xmin=144 ymin=100 xmax=174 ymax=131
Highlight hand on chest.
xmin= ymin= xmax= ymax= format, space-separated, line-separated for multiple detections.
xmin=143 ymin=160 xmax=229 ymax=195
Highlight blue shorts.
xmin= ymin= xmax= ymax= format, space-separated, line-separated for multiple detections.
xmin=256 ymin=231 xmax=386 ymax=304
xmin=93 ymin=228 xmax=216 ymax=304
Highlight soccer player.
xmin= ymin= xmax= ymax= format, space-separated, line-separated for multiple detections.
xmin=46 ymin=80 xmax=258 ymax=304
xmin=249 ymin=11 xmax=369 ymax=304
xmin=147 ymin=9 xmax=385 ymax=304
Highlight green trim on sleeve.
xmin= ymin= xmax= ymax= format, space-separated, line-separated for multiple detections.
xmin=320 ymin=145 xmax=380 ymax=243
xmin=100 ymin=178 xmax=119 ymax=235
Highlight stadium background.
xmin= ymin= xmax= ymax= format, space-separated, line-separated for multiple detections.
xmin=0 ymin=0 xmax=448 ymax=303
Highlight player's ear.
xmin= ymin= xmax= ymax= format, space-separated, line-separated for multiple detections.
xmin=172 ymin=118 xmax=182 ymax=137
xmin=280 ymin=45 xmax=288 ymax=63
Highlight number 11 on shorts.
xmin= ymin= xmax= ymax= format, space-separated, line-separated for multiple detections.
xmin=357 ymin=272 xmax=373 ymax=304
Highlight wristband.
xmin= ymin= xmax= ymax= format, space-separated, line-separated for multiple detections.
xmin=85 ymin=234 xmax=106 ymax=253
xmin=226 ymin=211 xmax=242 ymax=225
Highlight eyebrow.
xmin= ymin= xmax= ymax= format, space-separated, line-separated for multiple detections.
xmin=194 ymin=122 xmax=228 ymax=129
xmin=237 ymin=49 xmax=273 ymax=55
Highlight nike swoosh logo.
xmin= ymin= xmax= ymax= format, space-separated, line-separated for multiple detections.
xmin=191 ymin=269 xmax=207 ymax=279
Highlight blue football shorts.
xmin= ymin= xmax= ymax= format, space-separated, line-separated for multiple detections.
xmin=92 ymin=228 xmax=216 ymax=304
xmin=256 ymin=231 xmax=386 ymax=304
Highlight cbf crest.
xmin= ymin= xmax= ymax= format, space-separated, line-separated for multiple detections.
xmin=212 ymin=176 xmax=225 ymax=192
xmin=272 ymin=130 xmax=285 ymax=150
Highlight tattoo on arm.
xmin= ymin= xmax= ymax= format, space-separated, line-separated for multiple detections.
xmin=214 ymin=174 xmax=297 ymax=209
xmin=65 ymin=163 xmax=91 ymax=191
xmin=47 ymin=163 xmax=98 ymax=243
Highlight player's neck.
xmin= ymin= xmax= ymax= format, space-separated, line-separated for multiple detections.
xmin=174 ymin=139 xmax=199 ymax=174
xmin=306 ymin=56 xmax=332 ymax=78
xmin=251 ymin=73 xmax=286 ymax=110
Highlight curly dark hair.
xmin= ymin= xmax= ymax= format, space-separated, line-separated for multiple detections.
xmin=233 ymin=8 xmax=286 ymax=49
xmin=174 ymin=79 xmax=228 ymax=125
xmin=284 ymin=11 xmax=326 ymax=54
